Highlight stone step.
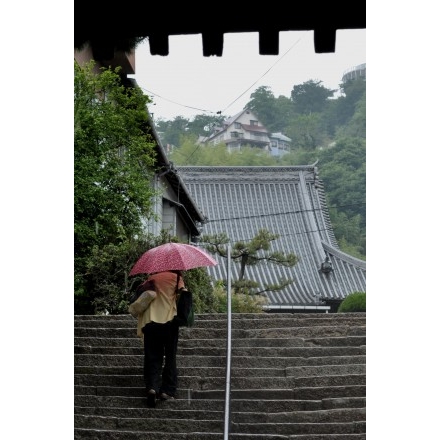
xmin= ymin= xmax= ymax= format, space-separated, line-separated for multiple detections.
xmin=74 ymin=325 xmax=366 ymax=339
xmin=230 ymin=421 xmax=366 ymax=435
xmin=74 ymin=385 xmax=365 ymax=400
xmin=191 ymin=386 xmax=366 ymax=401
xmin=286 ymin=364 xmax=366 ymax=377
xmin=74 ymin=335 xmax=366 ymax=348
xmin=75 ymin=428 xmax=366 ymax=440
xmin=74 ymin=373 xmax=366 ymax=389
xmin=74 ymin=363 xmax=365 ymax=378
xmin=74 ymin=347 xmax=366 ymax=367
xmin=74 ymin=312 xmax=366 ymax=438
xmin=74 ymin=343 xmax=366 ymax=357
xmin=74 ymin=395 xmax=366 ymax=412
xmin=74 ymin=313 xmax=366 ymax=328
xmin=74 ymin=405 xmax=365 ymax=423
xmin=75 ymin=355 xmax=366 ymax=375
xmin=180 ymin=336 xmax=367 ymax=348
xmin=74 ymin=414 xmax=224 ymax=432
xmin=74 ymin=315 xmax=366 ymax=332
xmin=75 ymin=396 xmax=316 ymax=412
xmin=74 ymin=413 xmax=365 ymax=435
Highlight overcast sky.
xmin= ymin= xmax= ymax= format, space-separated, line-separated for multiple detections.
xmin=130 ymin=29 xmax=366 ymax=121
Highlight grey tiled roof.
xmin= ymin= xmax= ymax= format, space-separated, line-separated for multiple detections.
xmin=177 ymin=166 xmax=366 ymax=309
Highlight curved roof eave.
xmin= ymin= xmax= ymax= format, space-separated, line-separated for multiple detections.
xmin=130 ymin=83 xmax=207 ymax=230
xmin=321 ymin=241 xmax=366 ymax=270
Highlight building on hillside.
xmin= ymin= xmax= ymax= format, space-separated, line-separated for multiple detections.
xmin=74 ymin=46 xmax=205 ymax=243
xmin=342 ymin=63 xmax=366 ymax=83
xmin=270 ymin=132 xmax=292 ymax=157
xmin=201 ymin=109 xmax=291 ymax=157
xmin=177 ymin=165 xmax=366 ymax=313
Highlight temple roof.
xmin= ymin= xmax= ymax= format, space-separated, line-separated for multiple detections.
xmin=177 ymin=165 xmax=366 ymax=310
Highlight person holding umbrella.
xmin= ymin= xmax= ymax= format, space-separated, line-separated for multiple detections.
xmin=129 ymin=243 xmax=218 ymax=408
xmin=134 ymin=270 xmax=185 ymax=407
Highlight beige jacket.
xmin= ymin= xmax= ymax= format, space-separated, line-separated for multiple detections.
xmin=136 ymin=271 xmax=185 ymax=337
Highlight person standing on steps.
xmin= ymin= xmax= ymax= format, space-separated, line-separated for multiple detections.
xmin=134 ymin=270 xmax=185 ymax=408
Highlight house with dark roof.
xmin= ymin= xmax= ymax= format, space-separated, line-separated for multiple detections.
xmin=201 ymin=109 xmax=291 ymax=157
xmin=144 ymin=123 xmax=206 ymax=242
xmin=177 ymin=165 xmax=366 ymax=313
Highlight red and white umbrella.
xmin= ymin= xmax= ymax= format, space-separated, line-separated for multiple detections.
xmin=129 ymin=242 xmax=218 ymax=276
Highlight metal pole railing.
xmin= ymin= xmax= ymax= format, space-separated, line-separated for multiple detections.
xmin=223 ymin=244 xmax=232 ymax=439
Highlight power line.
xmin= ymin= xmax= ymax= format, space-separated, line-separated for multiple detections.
xmin=206 ymin=201 xmax=366 ymax=223
xmin=138 ymin=37 xmax=302 ymax=119
xmin=139 ymin=86 xmax=216 ymax=116
xmin=199 ymin=223 xmax=364 ymax=247
xmin=182 ymin=145 xmax=203 ymax=165
xmin=220 ymin=37 xmax=302 ymax=114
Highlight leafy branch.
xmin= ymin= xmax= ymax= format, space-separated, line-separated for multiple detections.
xmin=202 ymin=228 xmax=298 ymax=296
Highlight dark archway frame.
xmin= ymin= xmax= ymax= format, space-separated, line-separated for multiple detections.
xmin=74 ymin=3 xmax=366 ymax=58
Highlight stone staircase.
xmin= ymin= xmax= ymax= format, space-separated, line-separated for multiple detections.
xmin=74 ymin=312 xmax=366 ymax=439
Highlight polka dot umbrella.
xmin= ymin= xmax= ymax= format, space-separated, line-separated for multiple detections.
xmin=129 ymin=242 xmax=218 ymax=276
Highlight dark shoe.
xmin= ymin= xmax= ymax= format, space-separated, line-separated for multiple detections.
xmin=146 ymin=389 xmax=157 ymax=408
xmin=159 ymin=392 xmax=175 ymax=401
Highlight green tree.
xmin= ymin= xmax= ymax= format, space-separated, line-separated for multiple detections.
xmin=336 ymin=91 xmax=366 ymax=139
xmin=187 ymin=114 xmax=225 ymax=138
xmin=169 ymin=139 xmax=279 ymax=166
xmin=182 ymin=266 xmax=216 ymax=314
xmin=278 ymin=137 xmax=366 ymax=258
xmin=324 ymin=77 xmax=366 ymax=136
xmin=273 ymin=95 xmax=296 ymax=131
xmin=211 ymin=281 xmax=267 ymax=313
xmin=290 ymin=80 xmax=336 ymax=114
xmin=285 ymin=113 xmax=324 ymax=149
xmin=232 ymin=145 xmax=278 ymax=165
xmin=246 ymin=86 xmax=295 ymax=133
xmin=318 ymin=137 xmax=366 ymax=226
xmin=82 ymin=235 xmax=156 ymax=314
xmin=74 ymin=60 xmax=158 ymax=313
xmin=340 ymin=78 xmax=366 ymax=110
xmin=329 ymin=210 xmax=366 ymax=258
xmin=246 ymin=86 xmax=279 ymax=131
xmin=169 ymin=137 xmax=230 ymax=165
xmin=202 ymin=229 xmax=298 ymax=296
xmin=155 ymin=116 xmax=190 ymax=147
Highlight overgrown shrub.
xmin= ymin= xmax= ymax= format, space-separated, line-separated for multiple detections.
xmin=211 ymin=281 xmax=267 ymax=313
xmin=182 ymin=267 xmax=217 ymax=314
xmin=337 ymin=291 xmax=366 ymax=313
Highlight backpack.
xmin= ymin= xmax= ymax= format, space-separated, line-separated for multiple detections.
xmin=174 ymin=275 xmax=195 ymax=327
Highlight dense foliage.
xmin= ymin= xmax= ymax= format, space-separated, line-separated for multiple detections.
xmin=202 ymin=229 xmax=298 ymax=296
xmin=74 ymin=62 xmax=269 ymax=315
xmin=337 ymin=291 xmax=366 ymax=313
xmin=74 ymin=61 xmax=158 ymax=313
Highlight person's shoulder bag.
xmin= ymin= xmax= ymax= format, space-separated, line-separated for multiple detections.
xmin=173 ymin=274 xmax=194 ymax=327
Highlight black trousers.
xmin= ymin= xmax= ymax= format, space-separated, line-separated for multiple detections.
xmin=142 ymin=320 xmax=179 ymax=396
